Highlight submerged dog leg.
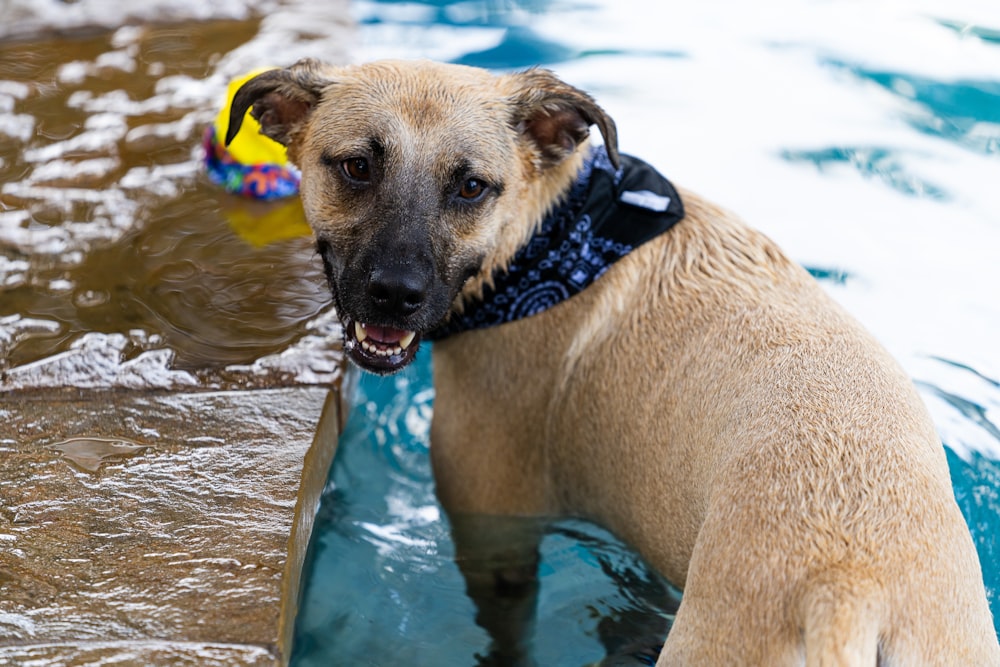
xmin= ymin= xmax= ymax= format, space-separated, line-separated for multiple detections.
xmin=450 ymin=513 xmax=546 ymax=667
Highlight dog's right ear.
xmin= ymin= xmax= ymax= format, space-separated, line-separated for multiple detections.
xmin=226 ymin=59 xmax=332 ymax=148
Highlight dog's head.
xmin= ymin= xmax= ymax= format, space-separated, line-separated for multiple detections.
xmin=227 ymin=59 xmax=618 ymax=374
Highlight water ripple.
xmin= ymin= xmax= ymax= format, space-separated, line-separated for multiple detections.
xmin=823 ymin=59 xmax=1000 ymax=155
xmin=780 ymin=146 xmax=951 ymax=199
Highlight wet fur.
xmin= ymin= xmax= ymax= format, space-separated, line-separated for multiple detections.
xmin=229 ymin=59 xmax=1000 ymax=665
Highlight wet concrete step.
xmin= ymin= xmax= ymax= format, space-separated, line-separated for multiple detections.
xmin=0 ymin=385 xmax=343 ymax=666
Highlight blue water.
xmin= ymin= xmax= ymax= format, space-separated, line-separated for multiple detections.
xmin=292 ymin=1 xmax=1000 ymax=663
xmin=294 ymin=354 xmax=682 ymax=666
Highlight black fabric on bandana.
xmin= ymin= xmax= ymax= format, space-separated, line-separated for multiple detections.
xmin=427 ymin=145 xmax=684 ymax=340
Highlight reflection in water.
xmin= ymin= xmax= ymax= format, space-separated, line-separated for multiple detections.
xmin=0 ymin=20 xmax=339 ymax=390
xmin=293 ymin=354 xmax=683 ymax=666
xmin=4 ymin=191 xmax=327 ymax=371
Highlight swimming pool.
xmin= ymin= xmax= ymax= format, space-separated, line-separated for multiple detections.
xmin=292 ymin=0 xmax=1000 ymax=664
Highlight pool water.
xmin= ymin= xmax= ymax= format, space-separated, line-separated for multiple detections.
xmin=295 ymin=355 xmax=683 ymax=666
xmin=291 ymin=0 xmax=1000 ymax=664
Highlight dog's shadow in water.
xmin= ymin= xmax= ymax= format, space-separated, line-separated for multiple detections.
xmin=561 ymin=524 xmax=680 ymax=667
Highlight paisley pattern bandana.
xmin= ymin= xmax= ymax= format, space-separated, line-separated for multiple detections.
xmin=428 ymin=145 xmax=684 ymax=340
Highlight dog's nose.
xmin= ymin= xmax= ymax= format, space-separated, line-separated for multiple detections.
xmin=367 ymin=265 xmax=428 ymax=317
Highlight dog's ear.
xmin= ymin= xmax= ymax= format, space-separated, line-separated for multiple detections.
xmin=226 ymin=59 xmax=332 ymax=148
xmin=505 ymin=68 xmax=619 ymax=170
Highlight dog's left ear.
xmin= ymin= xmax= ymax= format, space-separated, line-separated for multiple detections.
xmin=504 ymin=68 xmax=620 ymax=170
xmin=226 ymin=59 xmax=333 ymax=149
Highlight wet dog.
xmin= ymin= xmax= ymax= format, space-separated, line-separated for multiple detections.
xmin=228 ymin=59 xmax=999 ymax=665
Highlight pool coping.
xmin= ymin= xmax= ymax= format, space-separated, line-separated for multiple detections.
xmin=0 ymin=379 xmax=346 ymax=666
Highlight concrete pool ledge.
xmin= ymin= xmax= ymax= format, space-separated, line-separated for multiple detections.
xmin=0 ymin=382 xmax=346 ymax=666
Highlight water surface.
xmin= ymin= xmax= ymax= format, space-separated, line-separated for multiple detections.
xmin=0 ymin=18 xmax=342 ymax=390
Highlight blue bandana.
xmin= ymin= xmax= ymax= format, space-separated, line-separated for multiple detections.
xmin=427 ymin=146 xmax=684 ymax=339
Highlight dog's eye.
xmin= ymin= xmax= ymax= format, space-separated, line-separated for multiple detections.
xmin=342 ymin=157 xmax=371 ymax=182
xmin=458 ymin=178 xmax=486 ymax=201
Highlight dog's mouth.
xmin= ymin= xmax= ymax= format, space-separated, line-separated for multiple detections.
xmin=343 ymin=318 xmax=421 ymax=375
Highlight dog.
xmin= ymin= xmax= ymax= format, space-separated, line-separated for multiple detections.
xmin=227 ymin=58 xmax=1000 ymax=665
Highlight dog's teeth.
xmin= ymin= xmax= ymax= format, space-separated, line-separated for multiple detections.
xmin=356 ymin=329 xmax=409 ymax=358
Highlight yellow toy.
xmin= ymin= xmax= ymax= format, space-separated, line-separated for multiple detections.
xmin=203 ymin=68 xmax=300 ymax=200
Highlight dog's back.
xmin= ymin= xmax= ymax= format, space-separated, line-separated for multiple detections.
xmin=535 ymin=192 xmax=1000 ymax=665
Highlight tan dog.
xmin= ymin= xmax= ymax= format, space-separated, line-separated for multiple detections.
xmin=228 ymin=59 xmax=1000 ymax=665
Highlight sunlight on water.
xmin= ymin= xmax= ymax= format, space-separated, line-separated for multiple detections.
xmin=293 ymin=0 xmax=1000 ymax=664
xmin=0 ymin=17 xmax=346 ymax=391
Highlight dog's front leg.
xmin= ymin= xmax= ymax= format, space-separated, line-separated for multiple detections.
xmin=431 ymin=411 xmax=549 ymax=667
xmin=431 ymin=333 xmax=558 ymax=665
xmin=449 ymin=513 xmax=546 ymax=666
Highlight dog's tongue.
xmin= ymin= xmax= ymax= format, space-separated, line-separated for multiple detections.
xmin=364 ymin=324 xmax=409 ymax=345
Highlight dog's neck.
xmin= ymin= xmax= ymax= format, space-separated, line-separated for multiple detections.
xmin=464 ymin=146 xmax=591 ymax=302
xmin=428 ymin=145 xmax=684 ymax=339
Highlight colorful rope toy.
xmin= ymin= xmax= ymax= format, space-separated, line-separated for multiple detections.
xmin=203 ymin=68 xmax=300 ymax=200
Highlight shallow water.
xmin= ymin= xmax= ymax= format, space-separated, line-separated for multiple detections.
xmin=0 ymin=18 xmax=344 ymax=390
xmin=293 ymin=0 xmax=1000 ymax=664
xmin=295 ymin=356 xmax=682 ymax=666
